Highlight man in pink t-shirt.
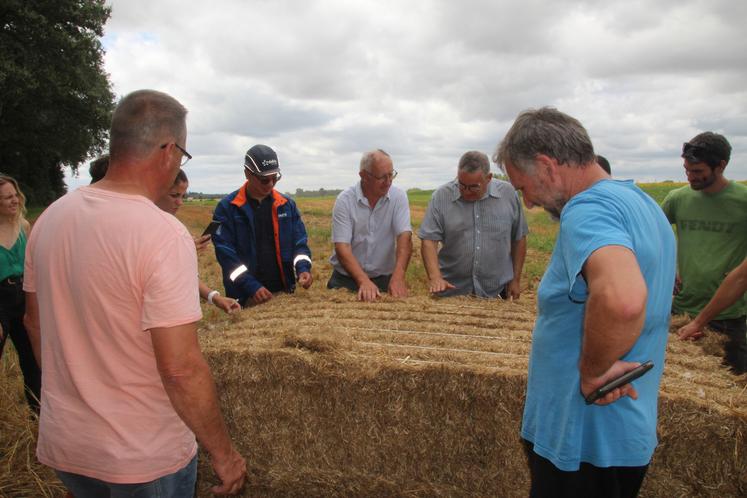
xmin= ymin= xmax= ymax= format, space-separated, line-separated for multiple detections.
xmin=23 ymin=90 xmax=246 ymax=497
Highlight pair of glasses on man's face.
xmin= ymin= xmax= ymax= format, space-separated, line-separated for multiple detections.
xmin=458 ymin=182 xmax=483 ymax=192
xmin=160 ymin=143 xmax=192 ymax=167
xmin=364 ymin=169 xmax=398 ymax=182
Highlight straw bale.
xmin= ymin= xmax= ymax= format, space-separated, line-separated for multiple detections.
xmin=192 ymin=292 xmax=745 ymax=497
xmin=1 ymin=286 xmax=744 ymax=497
xmin=197 ymin=350 xmax=529 ymax=497
xmin=0 ymin=348 xmax=62 ymax=498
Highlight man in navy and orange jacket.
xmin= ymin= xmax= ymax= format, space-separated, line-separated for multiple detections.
xmin=213 ymin=144 xmax=312 ymax=306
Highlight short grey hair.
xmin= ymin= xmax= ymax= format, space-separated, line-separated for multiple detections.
xmin=360 ymin=149 xmax=391 ymax=171
xmin=493 ymin=107 xmax=595 ymax=173
xmin=110 ymin=89 xmax=188 ymax=162
xmin=458 ymin=151 xmax=490 ymax=174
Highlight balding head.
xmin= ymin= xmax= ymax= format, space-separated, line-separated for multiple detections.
xmin=360 ymin=149 xmax=391 ymax=172
xmin=110 ymin=90 xmax=187 ymax=163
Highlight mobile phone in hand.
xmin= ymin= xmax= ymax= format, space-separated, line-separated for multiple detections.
xmin=202 ymin=220 xmax=221 ymax=237
xmin=584 ymin=360 xmax=654 ymax=405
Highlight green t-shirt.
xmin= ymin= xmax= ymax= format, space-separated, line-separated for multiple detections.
xmin=661 ymin=181 xmax=747 ymax=319
xmin=0 ymin=228 xmax=26 ymax=281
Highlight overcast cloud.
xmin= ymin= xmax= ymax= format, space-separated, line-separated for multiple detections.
xmin=65 ymin=0 xmax=747 ymax=194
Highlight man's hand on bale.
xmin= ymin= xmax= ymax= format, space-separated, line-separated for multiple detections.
xmin=677 ymin=320 xmax=705 ymax=341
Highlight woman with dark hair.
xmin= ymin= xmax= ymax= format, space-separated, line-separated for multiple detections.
xmin=0 ymin=174 xmax=41 ymax=412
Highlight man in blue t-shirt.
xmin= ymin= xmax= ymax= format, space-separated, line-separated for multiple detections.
xmin=493 ymin=107 xmax=676 ymax=498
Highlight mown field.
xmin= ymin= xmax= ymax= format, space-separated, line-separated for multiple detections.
xmin=2 ymin=180 xmax=745 ymax=497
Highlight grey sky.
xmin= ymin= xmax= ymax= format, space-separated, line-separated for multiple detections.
xmin=65 ymin=0 xmax=747 ymax=194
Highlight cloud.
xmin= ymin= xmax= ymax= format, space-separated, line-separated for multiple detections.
xmin=66 ymin=0 xmax=747 ymax=193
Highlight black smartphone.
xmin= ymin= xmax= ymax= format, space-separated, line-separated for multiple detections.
xmin=584 ymin=360 xmax=654 ymax=405
xmin=201 ymin=220 xmax=221 ymax=237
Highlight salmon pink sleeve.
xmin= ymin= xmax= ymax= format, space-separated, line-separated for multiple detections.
xmin=141 ymin=228 xmax=202 ymax=330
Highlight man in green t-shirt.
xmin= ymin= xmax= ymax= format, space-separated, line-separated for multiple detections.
xmin=662 ymin=132 xmax=747 ymax=374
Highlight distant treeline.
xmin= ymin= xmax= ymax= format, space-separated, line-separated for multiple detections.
xmin=189 ymin=187 xmax=470 ymax=200
xmin=292 ymin=188 xmax=344 ymax=198
xmin=188 ymin=192 xmax=226 ymax=200
xmin=292 ymin=188 xmax=443 ymax=198
xmin=188 ymin=189 xmax=346 ymax=199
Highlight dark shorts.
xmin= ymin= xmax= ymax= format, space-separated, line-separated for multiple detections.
xmin=326 ymin=269 xmax=391 ymax=293
xmin=522 ymin=440 xmax=648 ymax=498
xmin=708 ymin=316 xmax=747 ymax=374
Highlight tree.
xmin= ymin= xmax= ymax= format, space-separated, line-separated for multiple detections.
xmin=0 ymin=0 xmax=114 ymax=205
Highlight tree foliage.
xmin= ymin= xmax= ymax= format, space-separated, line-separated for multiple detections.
xmin=0 ymin=0 xmax=114 ymax=205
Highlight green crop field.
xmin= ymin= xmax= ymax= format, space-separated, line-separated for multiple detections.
xmin=637 ymin=181 xmax=687 ymax=204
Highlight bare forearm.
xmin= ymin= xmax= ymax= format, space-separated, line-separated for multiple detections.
xmin=392 ymin=232 xmax=412 ymax=278
xmin=198 ymin=281 xmax=211 ymax=300
xmin=421 ymin=239 xmax=442 ymax=280
xmin=160 ymin=354 xmax=233 ymax=459
xmin=511 ymin=237 xmax=527 ymax=281
xmin=153 ymin=323 xmax=234 ymax=460
xmin=691 ymin=260 xmax=747 ymax=327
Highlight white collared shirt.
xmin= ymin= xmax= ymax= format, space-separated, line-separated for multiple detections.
xmin=329 ymin=182 xmax=412 ymax=277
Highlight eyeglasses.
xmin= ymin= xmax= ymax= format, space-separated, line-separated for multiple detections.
xmin=250 ymin=171 xmax=282 ymax=185
xmin=458 ymin=182 xmax=484 ymax=192
xmin=364 ymin=169 xmax=398 ymax=182
xmin=160 ymin=143 xmax=192 ymax=167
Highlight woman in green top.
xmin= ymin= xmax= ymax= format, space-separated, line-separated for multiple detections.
xmin=0 ymin=174 xmax=41 ymax=412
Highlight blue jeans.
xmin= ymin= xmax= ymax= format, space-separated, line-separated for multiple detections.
xmin=55 ymin=455 xmax=197 ymax=498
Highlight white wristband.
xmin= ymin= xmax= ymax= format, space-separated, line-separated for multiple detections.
xmin=207 ymin=290 xmax=220 ymax=305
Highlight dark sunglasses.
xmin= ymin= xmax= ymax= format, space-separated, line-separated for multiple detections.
xmin=250 ymin=171 xmax=282 ymax=184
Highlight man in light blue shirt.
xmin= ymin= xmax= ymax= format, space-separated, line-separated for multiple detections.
xmin=494 ymin=107 xmax=675 ymax=498
xmin=328 ymin=149 xmax=413 ymax=301
xmin=419 ymin=151 xmax=527 ymax=298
